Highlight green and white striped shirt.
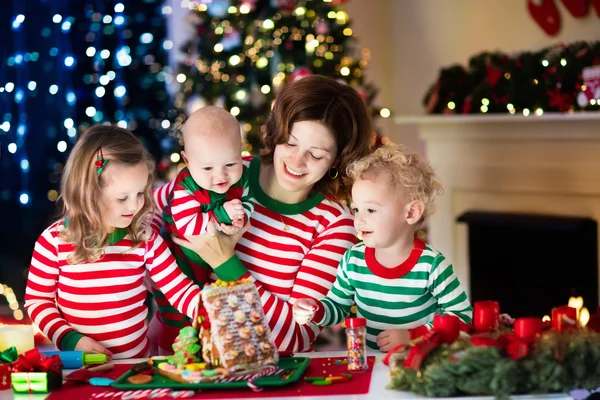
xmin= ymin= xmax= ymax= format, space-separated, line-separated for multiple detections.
xmin=313 ymin=238 xmax=473 ymax=349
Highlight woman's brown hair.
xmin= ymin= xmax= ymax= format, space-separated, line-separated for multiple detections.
xmin=261 ymin=75 xmax=373 ymax=200
xmin=59 ymin=125 xmax=155 ymax=264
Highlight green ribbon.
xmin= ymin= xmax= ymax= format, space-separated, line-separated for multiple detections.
xmin=0 ymin=346 xmax=18 ymax=363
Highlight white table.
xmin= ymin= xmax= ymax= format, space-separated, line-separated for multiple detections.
xmin=0 ymin=350 xmax=573 ymax=400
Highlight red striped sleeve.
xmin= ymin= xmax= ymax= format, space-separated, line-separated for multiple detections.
xmin=24 ymin=225 xmax=77 ymax=347
xmin=241 ymin=205 xmax=357 ymax=352
xmin=153 ymin=180 xmax=175 ymax=214
xmin=145 ymin=233 xmax=201 ymax=319
xmin=169 ymin=185 xmax=216 ymax=236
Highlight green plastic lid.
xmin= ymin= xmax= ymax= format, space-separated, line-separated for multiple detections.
xmin=83 ymin=353 xmax=107 ymax=365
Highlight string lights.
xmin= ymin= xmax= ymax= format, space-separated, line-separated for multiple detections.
xmin=1 ymin=1 xmax=171 ymax=209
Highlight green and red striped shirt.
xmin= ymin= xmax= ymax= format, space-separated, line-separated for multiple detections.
xmin=313 ymin=239 xmax=473 ymax=349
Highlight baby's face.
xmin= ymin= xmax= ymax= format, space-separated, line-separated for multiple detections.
xmin=351 ymin=176 xmax=409 ymax=249
xmin=183 ymin=128 xmax=243 ymax=194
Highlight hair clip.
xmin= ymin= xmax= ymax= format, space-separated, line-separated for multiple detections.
xmin=95 ymin=147 xmax=109 ymax=175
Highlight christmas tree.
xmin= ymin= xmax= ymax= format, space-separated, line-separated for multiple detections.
xmin=166 ymin=0 xmax=389 ymax=168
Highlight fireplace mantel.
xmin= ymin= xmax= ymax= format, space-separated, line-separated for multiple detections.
xmin=395 ymin=113 xmax=600 ymax=302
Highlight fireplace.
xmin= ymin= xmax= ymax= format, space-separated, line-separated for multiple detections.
xmin=457 ymin=211 xmax=598 ymax=318
xmin=395 ymin=113 xmax=600 ymax=316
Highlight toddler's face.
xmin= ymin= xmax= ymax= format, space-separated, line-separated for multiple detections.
xmin=183 ymin=129 xmax=243 ymax=194
xmin=351 ymin=176 xmax=408 ymax=249
xmin=101 ymin=162 xmax=149 ymax=229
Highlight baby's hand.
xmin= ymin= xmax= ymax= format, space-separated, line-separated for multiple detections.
xmin=74 ymin=336 xmax=113 ymax=360
xmin=219 ymin=222 xmax=243 ymax=235
xmin=223 ymin=199 xmax=245 ymax=221
xmin=376 ymin=329 xmax=411 ymax=353
xmin=293 ymin=298 xmax=319 ymax=325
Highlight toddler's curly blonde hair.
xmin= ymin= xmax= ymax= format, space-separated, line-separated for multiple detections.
xmin=346 ymin=144 xmax=444 ymax=219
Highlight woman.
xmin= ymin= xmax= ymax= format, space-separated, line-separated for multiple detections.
xmin=152 ymin=75 xmax=373 ymax=353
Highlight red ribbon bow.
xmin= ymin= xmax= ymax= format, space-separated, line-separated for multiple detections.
xmin=470 ymin=317 xmax=543 ymax=360
xmin=402 ymin=315 xmax=463 ymax=370
xmin=11 ymin=349 xmax=62 ymax=373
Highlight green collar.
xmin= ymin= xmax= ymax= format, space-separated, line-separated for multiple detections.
xmin=63 ymin=219 xmax=127 ymax=245
xmin=108 ymin=228 xmax=128 ymax=245
xmin=249 ymin=157 xmax=324 ymax=215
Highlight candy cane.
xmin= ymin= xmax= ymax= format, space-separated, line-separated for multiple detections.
xmin=211 ymin=366 xmax=282 ymax=389
xmin=214 ymin=366 xmax=282 ymax=392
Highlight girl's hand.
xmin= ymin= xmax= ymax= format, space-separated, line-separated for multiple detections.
xmin=172 ymin=218 xmax=250 ymax=268
xmin=376 ymin=329 xmax=411 ymax=353
xmin=293 ymin=298 xmax=319 ymax=325
xmin=74 ymin=336 xmax=113 ymax=360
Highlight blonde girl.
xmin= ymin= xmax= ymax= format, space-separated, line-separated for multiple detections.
xmin=25 ymin=125 xmax=200 ymax=359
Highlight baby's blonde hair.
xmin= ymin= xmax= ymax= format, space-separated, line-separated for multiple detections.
xmin=347 ymin=144 xmax=444 ymax=219
xmin=59 ymin=125 xmax=155 ymax=264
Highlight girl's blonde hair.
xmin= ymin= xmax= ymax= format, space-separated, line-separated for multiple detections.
xmin=346 ymin=144 xmax=444 ymax=219
xmin=59 ymin=125 xmax=155 ymax=264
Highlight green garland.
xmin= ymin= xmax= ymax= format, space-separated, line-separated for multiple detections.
xmin=388 ymin=329 xmax=600 ymax=400
xmin=423 ymin=41 xmax=600 ymax=115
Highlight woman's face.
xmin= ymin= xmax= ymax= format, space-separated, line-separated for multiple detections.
xmin=272 ymin=120 xmax=338 ymax=199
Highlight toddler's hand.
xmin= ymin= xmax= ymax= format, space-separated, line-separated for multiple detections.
xmin=293 ymin=298 xmax=318 ymax=325
xmin=223 ymin=199 xmax=245 ymax=221
xmin=74 ymin=336 xmax=113 ymax=360
xmin=376 ymin=329 xmax=411 ymax=353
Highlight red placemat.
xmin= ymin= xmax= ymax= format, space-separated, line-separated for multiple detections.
xmin=46 ymin=356 xmax=375 ymax=399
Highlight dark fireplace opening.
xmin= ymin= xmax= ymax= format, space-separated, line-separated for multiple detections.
xmin=457 ymin=211 xmax=598 ymax=318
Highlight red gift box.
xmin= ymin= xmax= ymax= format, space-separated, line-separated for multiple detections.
xmin=0 ymin=363 xmax=11 ymax=390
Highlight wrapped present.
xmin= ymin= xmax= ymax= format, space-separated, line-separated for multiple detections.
xmin=11 ymin=348 xmax=62 ymax=393
xmin=11 ymin=371 xmax=62 ymax=393
xmin=0 ymin=363 xmax=11 ymax=390
xmin=0 ymin=346 xmax=19 ymax=390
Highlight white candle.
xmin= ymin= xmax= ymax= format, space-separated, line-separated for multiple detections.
xmin=0 ymin=324 xmax=35 ymax=355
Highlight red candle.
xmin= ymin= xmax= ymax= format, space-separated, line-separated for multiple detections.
xmin=551 ymin=306 xmax=578 ymax=332
xmin=514 ymin=317 xmax=543 ymax=342
xmin=433 ymin=315 xmax=460 ymax=344
xmin=473 ymin=301 xmax=500 ymax=333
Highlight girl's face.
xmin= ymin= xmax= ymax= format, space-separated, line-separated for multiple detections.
xmin=272 ymin=120 xmax=337 ymax=200
xmin=101 ymin=163 xmax=149 ymax=230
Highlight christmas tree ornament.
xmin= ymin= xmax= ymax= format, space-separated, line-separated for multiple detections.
xmin=270 ymin=0 xmax=297 ymax=13
xmin=528 ymin=0 xmax=561 ymax=36
xmin=560 ymin=0 xmax=589 ymax=17
xmin=356 ymin=87 xmax=369 ymax=101
xmin=315 ymin=20 xmax=329 ymax=35
xmin=241 ymin=0 xmax=257 ymax=12
xmin=185 ymin=94 xmax=207 ymax=115
xmin=290 ymin=66 xmax=313 ymax=82
xmin=221 ymin=30 xmax=242 ymax=51
xmin=207 ymin=0 xmax=231 ymax=18
xmin=249 ymin=83 xmax=266 ymax=108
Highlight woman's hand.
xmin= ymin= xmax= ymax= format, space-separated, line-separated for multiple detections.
xmin=172 ymin=218 xmax=251 ymax=268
